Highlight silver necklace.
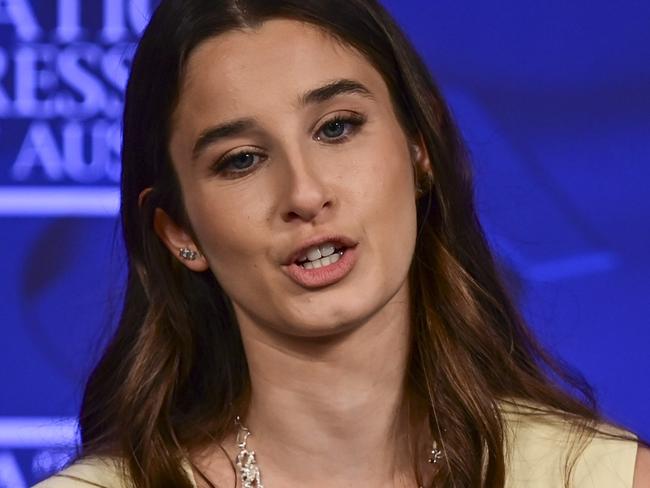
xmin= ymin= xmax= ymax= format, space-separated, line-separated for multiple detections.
xmin=235 ymin=416 xmax=443 ymax=488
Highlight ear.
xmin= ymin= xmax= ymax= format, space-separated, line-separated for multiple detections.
xmin=409 ymin=134 xmax=433 ymax=198
xmin=138 ymin=187 xmax=153 ymax=207
xmin=409 ymin=133 xmax=432 ymax=176
xmin=153 ymin=207 xmax=209 ymax=272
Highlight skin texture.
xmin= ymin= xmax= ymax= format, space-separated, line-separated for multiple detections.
xmin=155 ymin=18 xmax=432 ymax=488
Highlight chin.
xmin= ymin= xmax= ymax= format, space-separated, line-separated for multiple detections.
xmin=278 ymin=299 xmax=379 ymax=340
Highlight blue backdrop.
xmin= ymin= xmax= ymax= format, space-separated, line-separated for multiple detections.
xmin=1 ymin=1 xmax=648 ymax=485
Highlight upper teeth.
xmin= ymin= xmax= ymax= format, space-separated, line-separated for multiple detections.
xmin=299 ymin=241 xmax=338 ymax=262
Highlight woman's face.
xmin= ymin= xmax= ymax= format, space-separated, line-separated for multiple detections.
xmin=164 ymin=19 xmax=428 ymax=338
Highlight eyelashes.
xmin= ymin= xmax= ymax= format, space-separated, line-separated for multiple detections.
xmin=314 ymin=113 xmax=366 ymax=142
xmin=211 ymin=113 xmax=367 ymax=178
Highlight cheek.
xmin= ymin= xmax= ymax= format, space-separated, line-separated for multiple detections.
xmin=378 ymin=164 xmax=417 ymax=265
xmin=350 ymin=140 xmax=417 ymax=276
xmin=359 ymin=139 xmax=415 ymax=220
xmin=184 ymin=190 xmax=268 ymax=283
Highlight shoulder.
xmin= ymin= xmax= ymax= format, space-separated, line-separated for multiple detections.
xmin=32 ymin=455 xmax=199 ymax=488
xmin=31 ymin=457 xmax=127 ymax=488
xmin=499 ymin=400 xmax=639 ymax=488
xmin=634 ymin=444 xmax=650 ymax=488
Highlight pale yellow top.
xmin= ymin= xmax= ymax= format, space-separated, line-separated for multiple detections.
xmin=500 ymin=403 xmax=638 ymax=487
xmin=32 ymin=405 xmax=639 ymax=488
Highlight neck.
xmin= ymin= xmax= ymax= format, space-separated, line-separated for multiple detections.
xmin=230 ymin=284 xmax=430 ymax=487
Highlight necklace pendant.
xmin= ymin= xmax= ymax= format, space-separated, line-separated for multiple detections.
xmin=237 ymin=448 xmax=263 ymax=488
xmin=236 ymin=417 xmax=264 ymax=488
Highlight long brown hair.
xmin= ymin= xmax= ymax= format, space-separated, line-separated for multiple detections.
xmin=78 ymin=1 xmax=628 ymax=486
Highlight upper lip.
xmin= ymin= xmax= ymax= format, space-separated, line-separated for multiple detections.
xmin=282 ymin=234 xmax=358 ymax=265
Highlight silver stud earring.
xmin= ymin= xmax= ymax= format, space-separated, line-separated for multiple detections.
xmin=428 ymin=440 xmax=443 ymax=464
xmin=179 ymin=247 xmax=199 ymax=261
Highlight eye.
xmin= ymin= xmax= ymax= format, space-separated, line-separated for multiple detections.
xmin=321 ymin=120 xmax=346 ymax=139
xmin=315 ymin=113 xmax=366 ymax=143
xmin=212 ymin=150 xmax=266 ymax=177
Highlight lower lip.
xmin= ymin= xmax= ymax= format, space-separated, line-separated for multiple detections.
xmin=284 ymin=245 xmax=358 ymax=289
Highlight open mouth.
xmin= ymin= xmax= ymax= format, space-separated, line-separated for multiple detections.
xmin=283 ymin=240 xmax=358 ymax=288
xmin=295 ymin=246 xmax=347 ymax=269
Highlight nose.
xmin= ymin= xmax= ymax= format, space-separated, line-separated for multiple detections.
xmin=279 ymin=148 xmax=335 ymax=223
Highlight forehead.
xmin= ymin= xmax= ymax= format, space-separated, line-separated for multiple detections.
xmin=175 ymin=19 xmax=389 ymax=120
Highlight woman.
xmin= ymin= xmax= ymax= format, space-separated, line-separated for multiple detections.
xmin=34 ymin=0 xmax=649 ymax=487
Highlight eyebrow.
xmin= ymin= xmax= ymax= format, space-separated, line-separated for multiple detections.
xmin=192 ymin=118 xmax=256 ymax=160
xmin=298 ymin=78 xmax=375 ymax=107
xmin=191 ymin=78 xmax=375 ymax=160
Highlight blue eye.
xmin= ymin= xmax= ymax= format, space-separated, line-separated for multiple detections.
xmin=213 ymin=151 xmax=265 ymax=177
xmin=229 ymin=152 xmax=257 ymax=170
xmin=322 ymin=120 xmax=346 ymax=138
xmin=315 ymin=114 xmax=366 ymax=143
